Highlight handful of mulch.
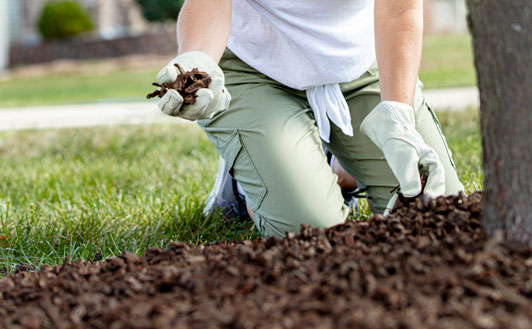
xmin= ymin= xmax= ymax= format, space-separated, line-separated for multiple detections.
xmin=147 ymin=64 xmax=211 ymax=105
xmin=390 ymin=171 xmax=428 ymax=213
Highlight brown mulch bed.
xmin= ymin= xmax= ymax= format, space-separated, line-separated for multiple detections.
xmin=1 ymin=192 xmax=532 ymax=329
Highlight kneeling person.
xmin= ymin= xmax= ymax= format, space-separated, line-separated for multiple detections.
xmin=154 ymin=0 xmax=464 ymax=237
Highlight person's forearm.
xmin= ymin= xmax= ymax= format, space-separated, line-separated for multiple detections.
xmin=177 ymin=0 xmax=232 ymax=63
xmin=374 ymin=0 xmax=423 ymax=106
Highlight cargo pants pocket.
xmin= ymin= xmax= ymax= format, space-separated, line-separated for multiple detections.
xmin=218 ymin=130 xmax=267 ymax=212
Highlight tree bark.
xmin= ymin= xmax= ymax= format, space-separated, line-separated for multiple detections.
xmin=466 ymin=0 xmax=532 ymax=245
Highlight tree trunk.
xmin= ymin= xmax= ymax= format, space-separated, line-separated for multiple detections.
xmin=466 ymin=0 xmax=532 ymax=245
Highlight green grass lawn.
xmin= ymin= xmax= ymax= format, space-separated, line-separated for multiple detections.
xmin=0 ymin=69 xmax=158 ymax=108
xmin=0 ymin=109 xmax=482 ymax=273
xmin=420 ymin=34 xmax=477 ymax=89
xmin=0 ymin=34 xmax=476 ymax=108
xmin=0 ymin=124 xmax=258 ymax=273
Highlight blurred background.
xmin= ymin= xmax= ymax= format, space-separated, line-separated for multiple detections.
xmin=0 ymin=0 xmax=476 ymax=108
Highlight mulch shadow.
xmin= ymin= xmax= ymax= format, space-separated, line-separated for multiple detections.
xmin=1 ymin=192 xmax=531 ymax=329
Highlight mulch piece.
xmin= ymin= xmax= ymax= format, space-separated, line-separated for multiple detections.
xmin=146 ymin=64 xmax=211 ymax=105
xmin=1 ymin=192 xmax=532 ymax=329
xmin=391 ymin=172 xmax=429 ymax=213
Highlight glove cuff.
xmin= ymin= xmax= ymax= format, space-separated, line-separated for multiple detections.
xmin=171 ymin=51 xmax=222 ymax=78
xmin=360 ymin=101 xmax=415 ymax=148
xmin=176 ymin=51 xmax=217 ymax=65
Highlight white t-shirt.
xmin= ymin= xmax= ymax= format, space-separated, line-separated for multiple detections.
xmin=228 ymin=0 xmax=376 ymax=90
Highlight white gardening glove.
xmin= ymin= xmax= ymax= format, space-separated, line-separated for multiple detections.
xmin=360 ymin=101 xmax=446 ymax=213
xmin=155 ymin=51 xmax=231 ymax=121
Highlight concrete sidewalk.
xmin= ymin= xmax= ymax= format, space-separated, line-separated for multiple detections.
xmin=0 ymin=101 xmax=192 ymax=131
xmin=424 ymin=87 xmax=479 ymax=111
xmin=0 ymin=87 xmax=479 ymax=132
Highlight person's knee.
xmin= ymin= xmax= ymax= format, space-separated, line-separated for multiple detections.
xmin=255 ymin=204 xmax=348 ymax=238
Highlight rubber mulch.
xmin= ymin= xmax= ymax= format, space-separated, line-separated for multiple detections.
xmin=1 ymin=192 xmax=531 ymax=329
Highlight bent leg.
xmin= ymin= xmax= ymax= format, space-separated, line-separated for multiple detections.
xmin=199 ymin=65 xmax=348 ymax=237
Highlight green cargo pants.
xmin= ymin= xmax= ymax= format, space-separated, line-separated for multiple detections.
xmin=199 ymin=49 xmax=463 ymax=237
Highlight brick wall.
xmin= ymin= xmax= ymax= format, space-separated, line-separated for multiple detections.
xmin=9 ymin=31 xmax=177 ymax=67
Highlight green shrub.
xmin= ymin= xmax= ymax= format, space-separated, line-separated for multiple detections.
xmin=38 ymin=1 xmax=94 ymax=41
xmin=135 ymin=0 xmax=185 ymax=22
